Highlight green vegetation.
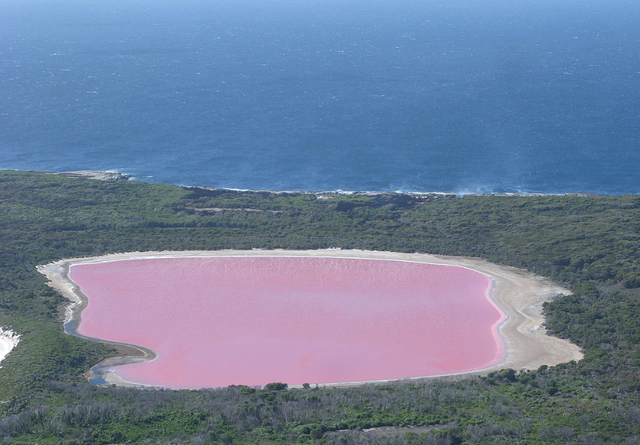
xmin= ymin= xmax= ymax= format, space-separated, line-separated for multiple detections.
xmin=0 ymin=170 xmax=639 ymax=444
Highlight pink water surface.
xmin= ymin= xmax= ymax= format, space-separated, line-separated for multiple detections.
xmin=69 ymin=257 xmax=504 ymax=389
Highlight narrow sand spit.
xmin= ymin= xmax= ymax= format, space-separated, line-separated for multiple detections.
xmin=0 ymin=327 xmax=21 ymax=369
xmin=38 ymin=249 xmax=583 ymax=387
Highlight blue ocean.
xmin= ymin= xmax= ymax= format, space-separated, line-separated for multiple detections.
xmin=1 ymin=0 xmax=639 ymax=194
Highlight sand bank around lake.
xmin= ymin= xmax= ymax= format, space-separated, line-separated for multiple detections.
xmin=38 ymin=249 xmax=583 ymax=387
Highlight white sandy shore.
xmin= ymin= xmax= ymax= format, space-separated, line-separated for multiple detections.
xmin=38 ymin=249 xmax=584 ymax=387
xmin=0 ymin=327 xmax=21 ymax=369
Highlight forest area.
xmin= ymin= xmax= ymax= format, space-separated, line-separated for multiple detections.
xmin=0 ymin=170 xmax=639 ymax=444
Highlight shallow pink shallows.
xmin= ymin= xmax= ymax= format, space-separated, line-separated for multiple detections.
xmin=70 ymin=257 xmax=504 ymax=389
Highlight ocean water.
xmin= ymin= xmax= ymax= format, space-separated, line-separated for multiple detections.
xmin=1 ymin=0 xmax=639 ymax=194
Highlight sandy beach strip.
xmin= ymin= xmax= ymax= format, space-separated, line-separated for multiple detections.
xmin=38 ymin=249 xmax=584 ymax=386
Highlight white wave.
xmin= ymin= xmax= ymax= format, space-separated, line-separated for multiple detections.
xmin=0 ymin=328 xmax=21 ymax=368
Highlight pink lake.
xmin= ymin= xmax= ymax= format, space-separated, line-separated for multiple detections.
xmin=69 ymin=257 xmax=505 ymax=389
